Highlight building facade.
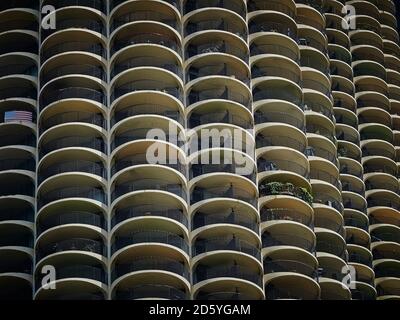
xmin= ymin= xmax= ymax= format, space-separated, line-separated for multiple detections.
xmin=0 ymin=0 xmax=399 ymax=300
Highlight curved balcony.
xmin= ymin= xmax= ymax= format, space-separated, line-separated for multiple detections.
xmin=35 ymin=263 xmax=107 ymax=293
xmin=248 ymin=13 xmax=298 ymax=43
xmin=184 ymin=0 xmax=246 ymax=19
xmin=184 ymin=10 xmax=247 ymax=41
xmin=185 ymin=31 xmax=248 ymax=63
xmin=112 ymin=178 xmax=186 ymax=204
xmin=248 ymin=0 xmax=296 ymax=19
xmin=192 ymin=236 xmax=261 ymax=261
xmin=40 ymin=38 xmax=106 ymax=63
xmin=255 ymin=102 xmax=305 ymax=132
xmin=41 ymin=7 xmax=106 ymax=42
xmin=114 ymin=284 xmax=189 ymax=300
xmin=111 ymin=256 xmax=190 ymax=284
xmin=42 ymin=0 xmax=106 ymax=12
xmin=193 ymin=204 xmax=257 ymax=233
xmin=35 ymin=236 xmax=106 ymax=263
xmin=112 ymin=204 xmax=188 ymax=230
xmin=39 ymin=86 xmax=106 ymax=111
xmin=111 ymin=21 xmax=181 ymax=58
xmin=193 ymin=262 xmax=263 ymax=293
xmin=37 ymin=184 xmax=106 ymax=210
xmin=112 ymin=230 xmax=189 ymax=256
xmin=191 ymin=177 xmax=256 ymax=204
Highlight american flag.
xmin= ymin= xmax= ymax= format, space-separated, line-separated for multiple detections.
xmin=4 ymin=111 xmax=33 ymax=123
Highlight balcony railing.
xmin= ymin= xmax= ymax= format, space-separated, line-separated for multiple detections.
xmin=0 ymin=87 xmax=36 ymax=101
xmin=260 ymin=207 xmax=313 ymax=228
xmin=41 ymin=42 xmax=106 ymax=62
xmin=190 ymin=111 xmax=252 ymax=129
xmin=314 ymin=195 xmax=344 ymax=213
xmin=193 ymin=236 xmax=261 ymax=260
xmin=0 ymin=235 xmax=33 ymax=248
xmin=192 ymin=211 xmax=258 ymax=232
xmin=249 ymin=21 xmax=297 ymax=41
xmin=255 ymin=110 xmax=305 ymax=129
xmin=185 ymin=19 xmax=246 ymax=40
xmin=344 ymin=218 xmax=369 ymax=232
xmin=191 ymin=185 xmax=257 ymax=207
xmin=340 ymin=163 xmax=363 ymax=179
xmin=111 ymin=179 xmax=186 ymax=202
xmin=187 ymin=87 xmax=250 ymax=110
xmin=39 ymin=87 xmax=106 ymax=110
xmin=0 ymin=65 xmax=37 ymax=78
xmin=253 ymin=89 xmax=302 ymax=106
xmin=111 ymin=80 xmax=183 ymax=103
xmin=112 ymin=230 xmax=189 ymax=254
xmin=372 ymin=232 xmax=400 ymax=244
xmin=250 ymin=43 xmax=299 ymax=62
xmin=252 ymin=65 xmax=301 ymax=85
xmin=41 ymin=64 xmax=106 ymax=84
xmin=111 ymin=104 xmax=184 ymax=127
xmin=111 ymin=56 xmax=183 ymax=79
xmin=37 ymin=211 xmax=106 ymax=234
xmin=264 ymin=259 xmax=318 ymax=279
xmin=115 ymin=284 xmax=188 ymax=300
xmin=0 ymin=0 xmax=38 ymax=10
xmin=368 ymin=199 xmax=400 ymax=210
xmin=262 ymin=233 xmax=315 ymax=252
xmin=111 ymin=10 xmax=179 ymax=33
xmin=187 ymin=63 xmax=249 ymax=85
xmin=41 ymin=18 xmax=106 ymax=40
xmin=184 ymin=0 xmax=246 ymax=18
xmin=38 ymin=160 xmax=106 ymax=183
xmin=256 ymin=135 xmax=306 ymax=153
xmin=248 ymin=0 xmax=295 ymax=18
xmin=363 ymin=164 xmax=397 ymax=176
xmin=194 ymin=264 xmax=262 ymax=286
xmin=111 ymin=205 xmax=188 ymax=228
xmin=37 ymin=186 xmax=106 ymax=208
xmin=0 ymin=158 xmax=35 ymax=172
xmin=0 ymin=185 xmax=34 ymax=197
xmin=259 ymin=159 xmax=309 ymax=180
xmin=111 ymin=257 xmax=189 ymax=281
xmin=35 ymin=265 xmax=107 ymax=291
xmin=316 ymin=241 xmax=347 ymax=260
xmin=36 ymin=238 xmax=106 ymax=261
xmin=348 ymin=253 xmax=372 ymax=267
xmin=45 ymin=0 xmax=106 ymax=12
xmin=39 ymin=136 xmax=106 ymax=157
xmin=196 ymin=291 xmax=256 ymax=300
xmin=0 ymin=209 xmax=34 ymax=222
xmin=40 ymin=111 xmax=106 ymax=133
xmin=190 ymin=163 xmax=256 ymax=182
xmin=0 ymin=261 xmax=32 ymax=274
xmin=311 ymin=170 xmax=341 ymax=190
xmin=186 ymin=41 xmax=249 ymax=63
xmin=342 ymin=181 xmax=365 ymax=196
xmin=111 ymin=33 xmax=180 ymax=56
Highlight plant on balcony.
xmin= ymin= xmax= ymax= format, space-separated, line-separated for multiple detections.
xmin=259 ymin=182 xmax=313 ymax=206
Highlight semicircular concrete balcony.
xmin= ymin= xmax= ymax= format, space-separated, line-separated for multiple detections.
xmin=34 ymin=223 xmax=107 ymax=300
xmin=110 ymin=219 xmax=190 ymax=300
xmin=40 ymin=22 xmax=106 ymax=65
xmin=318 ymin=252 xmax=352 ymax=300
xmin=40 ymin=2 xmax=106 ymax=46
xmin=191 ymin=225 xmax=263 ymax=300
xmin=34 ymin=249 xmax=107 ymax=300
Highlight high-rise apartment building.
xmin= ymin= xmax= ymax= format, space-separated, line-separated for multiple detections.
xmin=0 ymin=0 xmax=399 ymax=300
